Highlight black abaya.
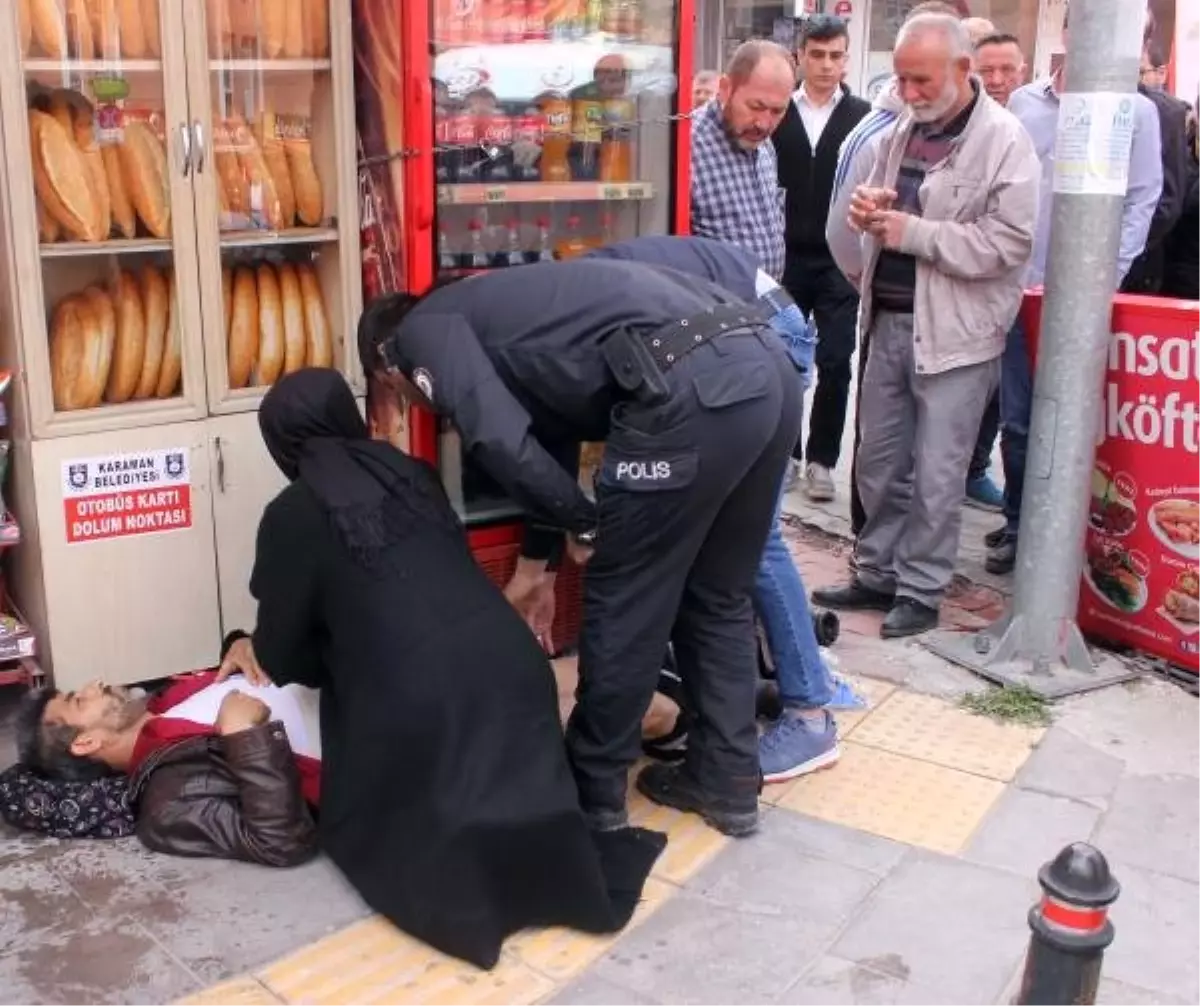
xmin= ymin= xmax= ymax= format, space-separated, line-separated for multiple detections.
xmin=250 ymin=370 xmax=665 ymax=968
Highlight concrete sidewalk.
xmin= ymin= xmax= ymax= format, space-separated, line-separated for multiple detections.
xmin=1 ymin=518 xmax=1195 ymax=1006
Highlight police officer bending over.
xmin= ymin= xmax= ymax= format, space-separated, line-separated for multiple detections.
xmin=359 ymin=258 xmax=802 ymax=836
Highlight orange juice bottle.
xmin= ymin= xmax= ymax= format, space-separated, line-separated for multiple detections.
xmin=539 ymin=93 xmax=573 ymax=182
xmin=598 ymin=97 xmax=634 ymax=182
xmin=555 ymin=215 xmax=590 ymax=259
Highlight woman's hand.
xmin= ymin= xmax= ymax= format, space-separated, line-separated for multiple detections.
xmin=217 ymin=636 xmax=272 ymax=687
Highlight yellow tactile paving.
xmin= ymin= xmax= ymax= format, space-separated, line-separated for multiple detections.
xmin=626 ymin=775 xmax=730 ymax=885
xmin=848 ymin=690 xmax=1045 ymax=781
xmin=775 ymin=742 xmax=1005 ymax=854
xmin=176 ymin=977 xmax=282 ymax=1005
xmin=507 ymin=877 xmax=673 ymax=980
xmin=257 ymin=917 xmax=554 ymax=1006
xmin=832 ymin=675 xmax=899 ymax=738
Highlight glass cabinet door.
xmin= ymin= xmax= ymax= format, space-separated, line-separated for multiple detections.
xmin=184 ymin=0 xmax=360 ymax=412
xmin=427 ymin=0 xmax=680 ymax=521
xmin=3 ymin=0 xmax=207 ymax=437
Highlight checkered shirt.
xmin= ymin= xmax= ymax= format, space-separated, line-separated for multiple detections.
xmin=689 ymin=101 xmax=786 ymax=280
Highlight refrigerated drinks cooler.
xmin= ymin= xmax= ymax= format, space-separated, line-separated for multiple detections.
xmin=354 ymin=0 xmax=694 ymax=646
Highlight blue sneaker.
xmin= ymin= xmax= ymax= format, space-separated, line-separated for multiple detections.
xmin=826 ymin=676 xmax=867 ymax=711
xmin=759 ymin=711 xmax=841 ymax=784
xmin=965 ymin=473 xmax=1004 ymax=512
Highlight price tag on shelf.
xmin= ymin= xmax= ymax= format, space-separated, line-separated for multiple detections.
xmin=626 ymin=184 xmax=646 ymax=199
xmin=436 ymin=185 xmax=451 ymax=204
xmin=602 ymin=185 xmax=623 ymax=200
xmin=484 ymin=187 xmax=508 ymax=202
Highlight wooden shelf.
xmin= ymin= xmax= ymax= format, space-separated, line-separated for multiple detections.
xmin=210 ymin=58 xmax=333 ymax=73
xmin=40 ymin=237 xmax=173 ymax=259
xmin=219 ymin=226 xmax=339 ymax=249
xmin=438 ymin=181 xmax=655 ymax=205
xmin=24 ymin=58 xmax=163 ymax=74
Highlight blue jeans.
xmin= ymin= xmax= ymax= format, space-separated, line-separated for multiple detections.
xmin=752 ymin=303 xmax=831 ymax=708
xmin=999 ymin=318 xmax=1031 ymax=538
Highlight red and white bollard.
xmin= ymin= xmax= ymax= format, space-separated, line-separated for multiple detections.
xmin=1016 ymin=842 xmax=1120 ymax=1005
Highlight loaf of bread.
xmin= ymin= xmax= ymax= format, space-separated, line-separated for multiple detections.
xmin=17 ymin=0 xmax=32 ymax=57
xmin=228 ymin=266 xmax=259 ymax=389
xmin=297 ymin=263 xmax=332 ymax=368
xmin=204 ymin=0 xmax=230 ymax=56
xmin=118 ymin=120 xmax=170 ymax=238
xmin=214 ymin=120 xmax=250 ymax=220
xmin=71 ymin=100 xmax=113 ymax=242
xmin=30 ymin=0 xmax=68 ymax=59
xmin=254 ymin=263 xmax=285 ymax=386
xmin=115 ymin=0 xmax=146 ymax=57
xmin=304 ymin=0 xmax=328 ymax=57
xmin=231 ymin=117 xmax=285 ymax=230
xmin=65 ymin=0 xmax=94 ymax=57
xmin=50 ymin=296 xmax=94 ymax=411
xmin=259 ymin=0 xmax=286 ymax=57
xmin=102 ymin=143 xmax=136 ymax=238
xmin=80 ymin=286 xmax=117 ymax=407
xmin=155 ymin=270 xmax=181 ymax=398
xmin=46 ymin=92 xmax=74 ymax=135
xmin=257 ymin=111 xmax=296 ymax=227
xmin=283 ymin=0 xmax=305 ymax=57
xmin=282 ymin=117 xmax=323 ymax=226
xmin=85 ymin=0 xmax=120 ymax=59
xmin=276 ymin=262 xmax=307 ymax=374
xmin=134 ymin=264 xmax=168 ymax=399
xmin=140 ymin=0 xmax=160 ymax=56
xmin=29 ymin=109 xmax=103 ymax=243
xmin=104 ymin=271 xmax=147 ymax=403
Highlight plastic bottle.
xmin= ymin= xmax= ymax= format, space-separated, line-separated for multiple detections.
xmin=598 ymin=97 xmax=634 ymax=182
xmin=554 ymin=214 xmax=590 ymax=259
xmin=448 ymin=100 xmax=481 ymax=183
xmin=438 ymin=225 xmax=459 ymax=274
xmin=512 ymin=102 xmax=544 ymax=181
xmin=479 ymin=104 xmax=514 ymax=183
xmin=538 ymin=93 xmax=573 ymax=182
xmin=492 ymin=220 xmax=526 ymax=267
xmin=461 ymin=217 xmax=490 ymax=270
xmin=570 ymin=87 xmax=604 ymax=181
xmin=528 ymin=217 xmax=556 ymax=263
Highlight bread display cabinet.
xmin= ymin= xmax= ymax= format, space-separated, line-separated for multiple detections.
xmin=0 ymin=0 xmax=362 ymax=689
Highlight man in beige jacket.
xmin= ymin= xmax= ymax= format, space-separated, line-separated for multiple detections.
xmin=815 ymin=12 xmax=1039 ymax=638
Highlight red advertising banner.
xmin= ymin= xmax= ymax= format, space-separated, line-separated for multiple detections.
xmin=1024 ymin=293 xmax=1200 ymax=671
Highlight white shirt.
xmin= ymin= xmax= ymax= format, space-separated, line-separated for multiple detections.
xmin=167 ymin=677 xmax=323 ymax=759
xmin=794 ymin=83 xmax=843 ymax=148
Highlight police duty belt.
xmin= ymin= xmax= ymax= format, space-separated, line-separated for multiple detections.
xmin=642 ymin=301 xmax=775 ymax=372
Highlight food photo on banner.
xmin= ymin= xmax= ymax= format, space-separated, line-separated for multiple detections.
xmin=1024 ymin=292 xmax=1199 ymax=673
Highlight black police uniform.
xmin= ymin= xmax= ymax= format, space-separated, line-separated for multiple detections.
xmin=380 ymin=258 xmax=802 ymax=816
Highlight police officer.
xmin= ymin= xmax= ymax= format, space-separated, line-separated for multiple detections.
xmin=359 ymin=258 xmax=802 ymax=836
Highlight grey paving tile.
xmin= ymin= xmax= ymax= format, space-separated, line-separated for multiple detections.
xmin=831 ymin=850 xmax=1036 ymax=1005
xmin=775 ymin=955 xmax=948 ymax=1005
xmin=133 ymin=853 xmax=370 ymax=983
xmin=1103 ymin=862 xmax=1200 ymax=1003
xmin=1015 ymin=727 xmax=1125 ymax=809
xmin=1092 ymin=775 xmax=1199 ymax=883
xmin=0 ymin=913 xmax=199 ymax=1006
xmin=0 ymin=844 xmax=90 ymax=948
xmin=755 ymin=807 xmax=908 ymax=877
xmin=590 ymin=893 xmax=814 ymax=1004
xmin=1096 ymin=977 xmax=1192 ymax=1005
xmin=551 ymin=973 xmax=663 ymax=1005
xmin=964 ymin=787 xmax=1102 ymax=878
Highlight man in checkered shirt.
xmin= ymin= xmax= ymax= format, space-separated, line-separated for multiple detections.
xmin=690 ymin=40 xmax=792 ymax=280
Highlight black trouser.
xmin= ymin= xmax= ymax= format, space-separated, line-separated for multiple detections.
xmin=849 ymin=325 xmax=871 ymax=537
xmin=783 ymin=250 xmax=860 ymax=468
xmin=968 ymin=391 xmax=1001 ymax=483
xmin=566 ymin=331 xmax=802 ymax=813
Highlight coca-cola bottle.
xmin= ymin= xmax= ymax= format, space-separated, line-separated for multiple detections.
xmin=448 ymin=101 xmax=481 ymax=183
xmin=527 ymin=216 xmax=556 ymax=263
xmin=492 ymin=220 xmax=526 ymax=268
xmin=512 ymin=103 xmax=544 ymax=182
xmin=479 ymin=105 xmax=515 ymax=183
xmin=434 ymin=99 xmax=454 ymax=184
xmin=438 ymin=225 xmax=459 ymax=275
xmin=460 ymin=217 xmax=490 ymax=270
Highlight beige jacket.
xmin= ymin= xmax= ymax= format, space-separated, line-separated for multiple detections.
xmin=853 ymin=87 xmax=1040 ymax=375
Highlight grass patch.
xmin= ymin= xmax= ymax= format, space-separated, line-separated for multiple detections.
xmin=959 ymin=685 xmax=1052 ymax=727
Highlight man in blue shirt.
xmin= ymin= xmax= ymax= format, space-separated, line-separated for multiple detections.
xmin=984 ymin=8 xmax=1163 ymax=574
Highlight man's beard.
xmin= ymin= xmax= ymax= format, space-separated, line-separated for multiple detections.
xmin=909 ymin=77 xmax=962 ymax=123
xmin=103 ymin=685 xmax=148 ymax=730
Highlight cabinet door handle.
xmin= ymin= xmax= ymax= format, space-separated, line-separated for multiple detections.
xmin=176 ymin=122 xmax=192 ymax=177
xmin=192 ymin=120 xmax=207 ymax=174
xmin=214 ymin=435 xmax=226 ymax=494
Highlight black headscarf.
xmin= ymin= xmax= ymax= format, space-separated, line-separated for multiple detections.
xmin=258 ymin=369 xmax=459 ymax=566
